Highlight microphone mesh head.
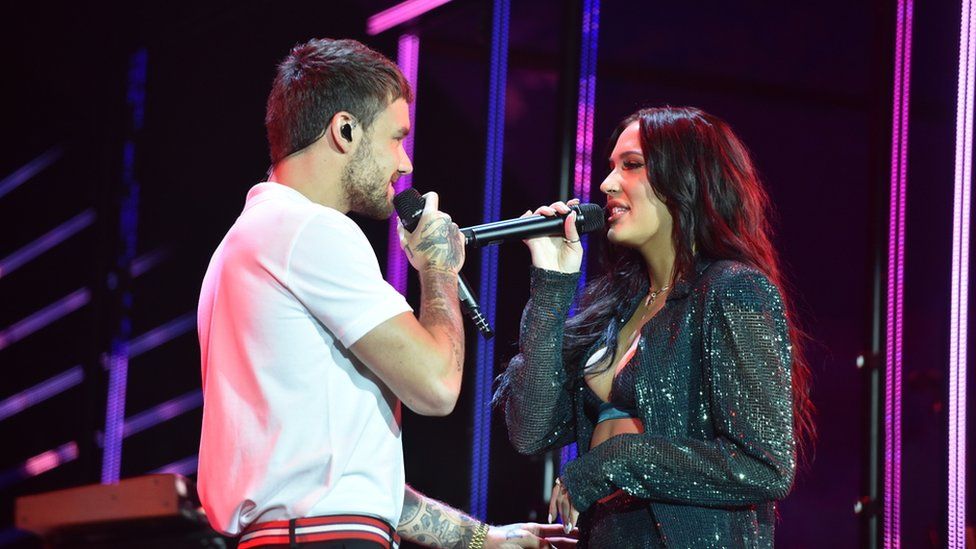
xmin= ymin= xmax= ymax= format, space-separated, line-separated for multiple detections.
xmin=576 ymin=203 xmax=606 ymax=234
xmin=393 ymin=188 xmax=425 ymax=232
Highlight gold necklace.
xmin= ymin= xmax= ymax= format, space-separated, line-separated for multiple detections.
xmin=644 ymin=285 xmax=670 ymax=307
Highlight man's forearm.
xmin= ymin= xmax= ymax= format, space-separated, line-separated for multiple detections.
xmin=418 ymin=267 xmax=465 ymax=377
xmin=399 ymin=485 xmax=482 ymax=548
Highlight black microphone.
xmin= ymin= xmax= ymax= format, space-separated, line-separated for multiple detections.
xmin=459 ymin=203 xmax=605 ymax=248
xmin=393 ymin=188 xmax=494 ymax=340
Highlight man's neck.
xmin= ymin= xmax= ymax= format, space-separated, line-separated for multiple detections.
xmin=269 ymin=151 xmax=346 ymax=212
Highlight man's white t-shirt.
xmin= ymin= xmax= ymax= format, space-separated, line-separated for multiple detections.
xmin=197 ymin=182 xmax=412 ymax=535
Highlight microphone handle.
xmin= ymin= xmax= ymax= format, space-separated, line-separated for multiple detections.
xmin=461 ymin=215 xmax=566 ymax=247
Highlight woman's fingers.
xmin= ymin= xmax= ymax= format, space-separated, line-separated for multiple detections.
xmin=563 ymin=211 xmax=580 ymax=244
xmin=549 ymin=201 xmax=571 ymax=215
xmin=548 ymin=485 xmax=559 ymax=524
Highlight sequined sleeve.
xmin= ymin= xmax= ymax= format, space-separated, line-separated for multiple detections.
xmin=560 ymin=268 xmax=796 ymax=512
xmin=497 ymin=266 xmax=581 ymax=455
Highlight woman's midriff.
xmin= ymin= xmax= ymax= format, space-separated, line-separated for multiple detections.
xmin=590 ymin=416 xmax=644 ymax=448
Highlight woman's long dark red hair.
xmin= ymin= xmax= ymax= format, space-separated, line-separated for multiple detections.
xmin=564 ymin=106 xmax=815 ymax=459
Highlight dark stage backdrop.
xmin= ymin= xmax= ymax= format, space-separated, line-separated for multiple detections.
xmin=1 ymin=1 xmax=971 ymax=548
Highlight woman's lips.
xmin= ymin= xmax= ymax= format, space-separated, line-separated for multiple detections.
xmin=607 ymin=206 xmax=630 ymax=223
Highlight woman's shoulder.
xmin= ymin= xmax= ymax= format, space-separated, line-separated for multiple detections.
xmin=695 ymin=259 xmax=783 ymax=306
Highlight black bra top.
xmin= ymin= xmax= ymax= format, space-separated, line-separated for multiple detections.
xmin=582 ymin=344 xmax=640 ymax=423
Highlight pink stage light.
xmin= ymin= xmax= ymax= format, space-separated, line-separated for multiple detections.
xmin=367 ymin=0 xmax=453 ymax=35
xmin=885 ymin=1 xmax=912 ymax=547
xmin=948 ymin=1 xmax=973 ymax=546
xmin=23 ymin=442 xmax=78 ymax=477
xmin=386 ymin=34 xmax=420 ymax=295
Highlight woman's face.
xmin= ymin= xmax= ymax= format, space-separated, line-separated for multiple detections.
xmin=599 ymin=121 xmax=673 ymax=252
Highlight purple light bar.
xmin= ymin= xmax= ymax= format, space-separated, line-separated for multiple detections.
xmin=128 ymin=312 xmax=196 ymax=359
xmin=151 ymin=455 xmax=198 ymax=476
xmin=101 ymin=345 xmax=128 ymax=484
xmin=0 ymin=209 xmax=95 ymax=280
xmin=573 ymin=0 xmax=600 ymax=206
xmin=470 ymin=0 xmax=510 ymax=521
xmin=102 ymin=48 xmax=148 ymax=485
xmin=0 ymin=146 xmax=63 ymax=201
xmin=367 ymin=0 xmax=452 ymax=35
xmin=130 ymin=247 xmax=171 ymax=279
xmin=0 ymin=441 xmax=79 ymax=489
xmin=0 ymin=288 xmax=91 ymax=352
xmin=885 ymin=1 xmax=912 ymax=547
xmin=119 ymin=390 xmax=202 ymax=440
xmin=562 ymin=0 xmax=601 ymax=469
xmin=948 ymin=0 xmax=973 ymax=545
xmin=386 ymin=33 xmax=420 ymax=295
xmin=0 ymin=366 xmax=84 ymax=422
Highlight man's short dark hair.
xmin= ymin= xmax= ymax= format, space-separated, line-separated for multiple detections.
xmin=266 ymin=38 xmax=413 ymax=164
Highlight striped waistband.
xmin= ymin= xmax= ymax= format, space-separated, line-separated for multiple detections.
xmin=240 ymin=514 xmax=400 ymax=549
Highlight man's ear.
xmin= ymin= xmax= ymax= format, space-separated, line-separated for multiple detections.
xmin=329 ymin=112 xmax=358 ymax=153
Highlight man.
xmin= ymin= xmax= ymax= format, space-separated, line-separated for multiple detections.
xmin=197 ymin=38 xmax=565 ymax=549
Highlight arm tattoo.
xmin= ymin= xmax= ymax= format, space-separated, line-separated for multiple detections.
xmin=420 ymin=268 xmax=464 ymax=369
xmin=398 ymin=485 xmax=480 ymax=548
xmin=415 ymin=218 xmax=464 ymax=271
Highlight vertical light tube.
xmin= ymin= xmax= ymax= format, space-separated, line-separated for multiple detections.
xmin=387 ymin=34 xmax=420 ymax=295
xmin=561 ymin=0 xmax=601 ymax=468
xmin=102 ymin=48 xmax=147 ymax=484
xmin=949 ymin=1 xmax=974 ymax=546
xmin=885 ymin=2 xmax=912 ymax=546
xmin=470 ymin=0 xmax=509 ymax=521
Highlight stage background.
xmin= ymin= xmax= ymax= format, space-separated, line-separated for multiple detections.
xmin=1 ymin=1 xmax=971 ymax=547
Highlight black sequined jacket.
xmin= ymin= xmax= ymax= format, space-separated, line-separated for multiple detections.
xmin=499 ymin=260 xmax=796 ymax=548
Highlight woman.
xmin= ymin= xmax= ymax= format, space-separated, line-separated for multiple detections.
xmin=496 ymin=107 xmax=814 ymax=548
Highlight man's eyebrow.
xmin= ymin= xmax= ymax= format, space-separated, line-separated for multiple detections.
xmin=394 ymin=127 xmax=411 ymax=138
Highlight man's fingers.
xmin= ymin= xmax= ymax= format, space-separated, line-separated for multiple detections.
xmin=397 ymin=224 xmax=408 ymax=247
xmin=421 ymin=191 xmax=440 ymax=215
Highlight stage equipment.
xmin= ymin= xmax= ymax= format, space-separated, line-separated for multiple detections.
xmin=14 ymin=473 xmax=228 ymax=548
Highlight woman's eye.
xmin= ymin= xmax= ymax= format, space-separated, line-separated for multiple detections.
xmin=623 ymin=161 xmax=644 ymax=170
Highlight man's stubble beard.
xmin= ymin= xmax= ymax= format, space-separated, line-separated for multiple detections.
xmin=341 ymin=135 xmax=394 ymax=220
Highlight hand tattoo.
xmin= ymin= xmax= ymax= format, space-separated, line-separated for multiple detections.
xmin=415 ymin=218 xmax=463 ymax=271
